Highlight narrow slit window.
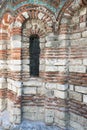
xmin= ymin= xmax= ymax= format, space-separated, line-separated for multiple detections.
xmin=29 ymin=34 xmax=40 ymax=77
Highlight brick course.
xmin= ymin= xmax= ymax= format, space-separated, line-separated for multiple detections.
xmin=0 ymin=0 xmax=87 ymax=130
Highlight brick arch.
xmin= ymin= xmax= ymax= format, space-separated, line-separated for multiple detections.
xmin=57 ymin=0 xmax=87 ymax=29
xmin=11 ymin=9 xmax=55 ymax=37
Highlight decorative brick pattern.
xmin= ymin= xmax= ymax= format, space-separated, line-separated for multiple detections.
xmin=0 ymin=0 xmax=87 ymax=130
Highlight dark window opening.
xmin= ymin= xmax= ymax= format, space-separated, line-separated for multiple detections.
xmin=29 ymin=34 xmax=40 ymax=77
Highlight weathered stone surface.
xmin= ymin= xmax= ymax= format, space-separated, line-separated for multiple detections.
xmin=69 ymin=91 xmax=82 ymax=101
xmin=75 ymin=86 xmax=87 ymax=94
xmin=69 ymin=66 xmax=86 ymax=73
xmin=83 ymin=95 xmax=87 ymax=103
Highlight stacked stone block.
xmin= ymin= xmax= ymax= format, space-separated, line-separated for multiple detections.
xmin=68 ymin=7 xmax=87 ymax=129
xmin=0 ymin=0 xmax=87 ymax=130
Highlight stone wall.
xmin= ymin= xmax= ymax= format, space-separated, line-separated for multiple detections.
xmin=0 ymin=0 xmax=87 ymax=130
xmin=68 ymin=7 xmax=87 ymax=130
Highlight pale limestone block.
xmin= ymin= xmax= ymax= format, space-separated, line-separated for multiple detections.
xmin=80 ymin=8 xmax=87 ymax=15
xmin=56 ymin=84 xmax=68 ymax=91
xmin=17 ymin=88 xmax=22 ymax=96
xmin=15 ymin=115 xmax=21 ymax=124
xmin=47 ymin=21 xmax=52 ymax=26
xmin=0 ymin=82 xmax=7 ymax=89
xmin=14 ymin=81 xmax=21 ymax=88
xmin=45 ymin=83 xmax=57 ymax=89
xmin=45 ymin=66 xmax=58 ymax=72
xmin=75 ymin=86 xmax=87 ymax=94
xmin=58 ymin=34 xmax=70 ymax=40
xmin=40 ymin=38 xmax=45 ymax=43
xmin=55 ymin=110 xmax=69 ymax=120
xmin=11 ymin=40 xmax=21 ymax=48
xmin=69 ymin=65 xmax=86 ymax=73
xmin=9 ymin=60 xmax=21 ymax=65
xmin=69 ymin=91 xmax=82 ymax=101
xmin=45 ymin=109 xmax=54 ymax=124
xmin=39 ymin=65 xmax=45 ymax=71
xmin=23 ymin=106 xmax=37 ymax=113
xmin=7 ymin=83 xmax=12 ymax=90
xmin=70 ymin=121 xmax=84 ymax=130
xmin=69 ymin=85 xmax=74 ymax=91
xmin=8 ymin=65 xmax=21 ymax=71
xmin=55 ymin=59 xmax=66 ymax=65
xmin=14 ymin=21 xmax=22 ymax=28
xmin=38 ymin=12 xmax=44 ymax=20
xmin=70 ymin=33 xmax=81 ymax=39
xmin=45 ymin=59 xmax=58 ymax=65
xmin=23 ymin=112 xmax=37 ymax=121
xmin=61 ymin=18 xmax=69 ymax=24
xmin=11 ymin=108 xmax=21 ymax=115
xmin=0 ymin=99 xmax=7 ymax=111
xmin=23 ymin=80 xmax=42 ymax=86
xmin=55 ymin=117 xmax=67 ymax=128
xmin=45 ymin=116 xmax=54 ymax=124
xmin=40 ymin=59 xmax=45 ymax=65
xmin=22 ymin=12 xmax=29 ymax=19
xmin=45 ymin=41 xmax=58 ymax=47
xmin=22 ymin=65 xmax=29 ymax=71
xmin=22 ymin=59 xmax=30 ymax=64
xmin=58 ymin=66 xmax=66 ymax=72
xmin=11 ymin=35 xmax=21 ymax=41
xmin=23 ymin=87 xmax=36 ymax=94
xmin=83 ymin=59 xmax=87 ymax=65
xmin=80 ymin=22 xmax=86 ymax=28
xmin=0 ymin=78 xmax=6 ymax=82
xmin=72 ymin=16 xmax=79 ymax=23
xmin=54 ymin=90 xmax=67 ymax=99
xmin=37 ymin=86 xmax=45 ymax=95
xmin=82 ymin=31 xmax=87 ymax=37
xmin=70 ymin=59 xmax=82 ymax=65
xmin=46 ymin=33 xmax=58 ymax=41
xmin=83 ymin=95 xmax=87 ymax=103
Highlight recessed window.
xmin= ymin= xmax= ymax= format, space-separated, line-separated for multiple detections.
xmin=29 ymin=34 xmax=40 ymax=77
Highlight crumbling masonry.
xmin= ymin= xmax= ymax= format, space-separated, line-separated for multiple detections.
xmin=0 ymin=0 xmax=87 ymax=129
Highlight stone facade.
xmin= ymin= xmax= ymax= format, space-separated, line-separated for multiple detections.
xmin=0 ymin=0 xmax=87 ymax=130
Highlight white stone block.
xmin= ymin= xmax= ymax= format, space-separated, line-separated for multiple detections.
xmin=38 ymin=12 xmax=44 ymax=20
xmin=14 ymin=21 xmax=22 ymax=27
xmin=11 ymin=41 xmax=21 ymax=48
xmin=54 ymin=90 xmax=67 ymax=99
xmin=70 ymin=59 xmax=82 ymax=65
xmin=45 ymin=59 xmax=58 ymax=65
xmin=83 ymin=59 xmax=87 ymax=65
xmin=0 ymin=99 xmax=7 ymax=111
xmin=69 ymin=65 xmax=86 ymax=73
xmin=70 ymin=33 xmax=81 ymax=39
xmin=45 ymin=83 xmax=57 ymax=89
xmin=58 ymin=66 xmax=66 ymax=72
xmin=22 ymin=12 xmax=29 ymax=19
xmin=8 ymin=65 xmax=21 ymax=71
xmin=69 ymin=85 xmax=74 ymax=91
xmin=23 ymin=87 xmax=36 ymax=94
xmin=45 ymin=66 xmax=58 ymax=72
xmin=23 ymin=80 xmax=42 ymax=86
xmin=80 ymin=8 xmax=87 ymax=15
xmin=80 ymin=22 xmax=86 ymax=28
xmin=56 ymin=84 xmax=68 ymax=91
xmin=83 ymin=95 xmax=87 ymax=103
xmin=75 ymin=86 xmax=87 ymax=94
xmin=82 ymin=31 xmax=87 ymax=37
xmin=58 ymin=34 xmax=70 ymax=40
xmin=22 ymin=59 xmax=30 ymax=64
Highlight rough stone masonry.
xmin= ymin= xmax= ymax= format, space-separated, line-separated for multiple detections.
xmin=0 ymin=0 xmax=87 ymax=130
